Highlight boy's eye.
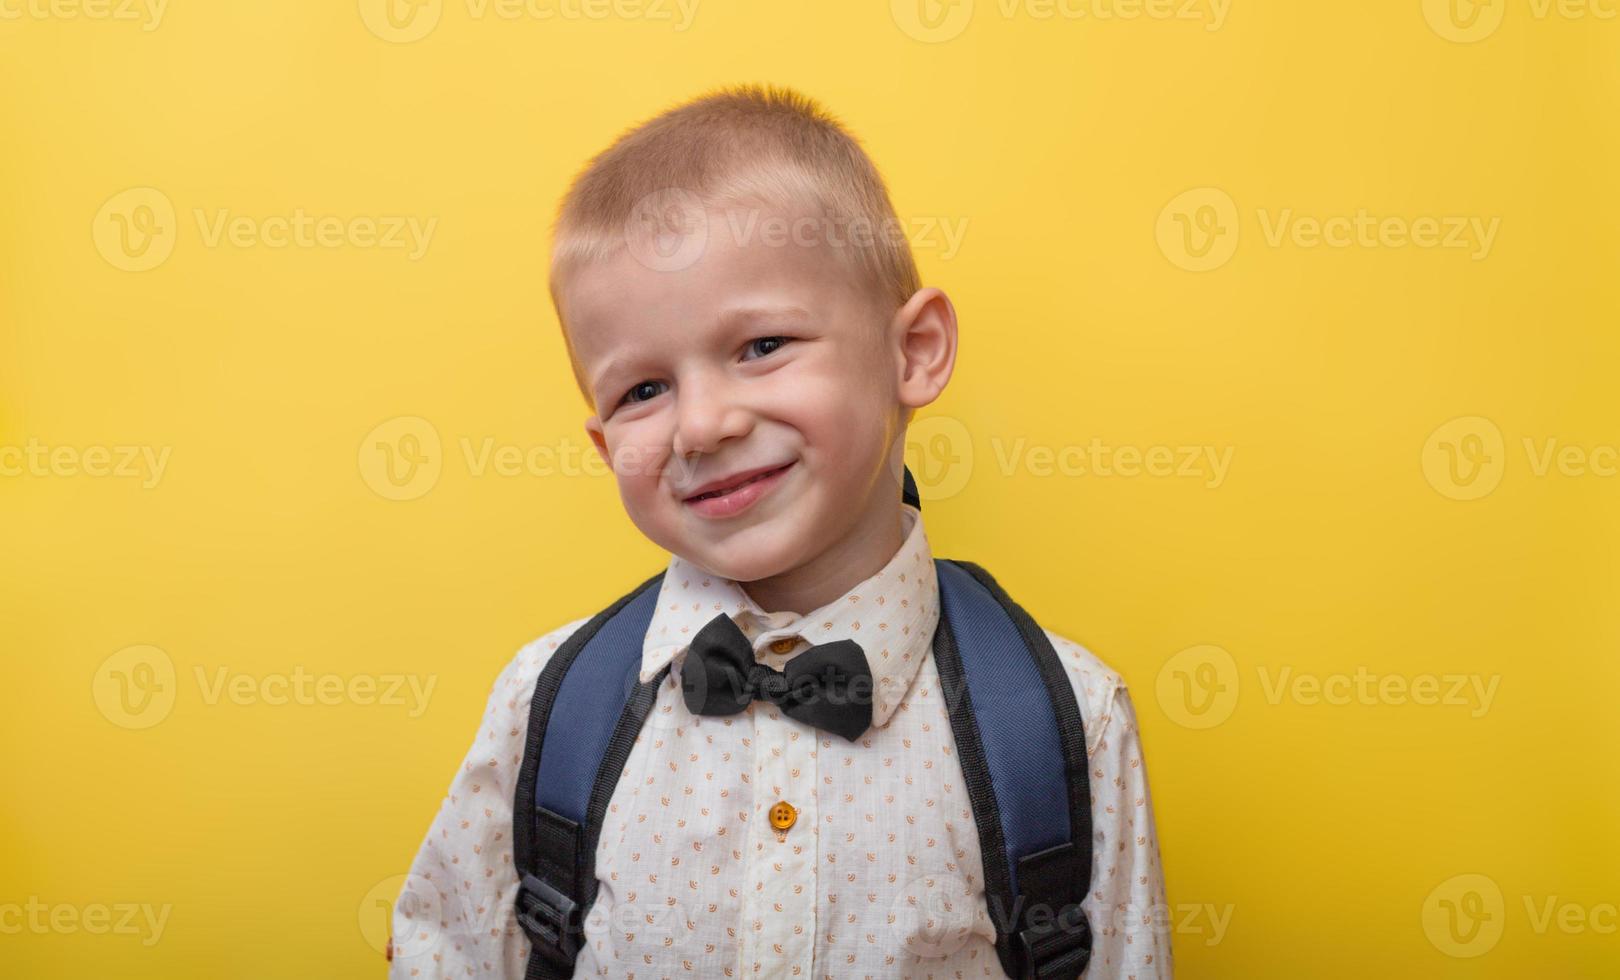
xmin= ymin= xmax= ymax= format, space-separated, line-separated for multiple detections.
xmin=615 ymin=338 xmax=791 ymax=408
xmin=618 ymin=381 xmax=667 ymax=407
xmin=745 ymin=336 xmax=792 ymax=359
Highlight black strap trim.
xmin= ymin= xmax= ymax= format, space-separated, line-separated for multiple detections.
xmin=902 ymin=463 xmax=922 ymax=510
xmin=577 ymin=660 xmax=671 ymax=915
xmin=1015 ymin=842 xmax=1093 ymax=978
xmin=511 ymin=569 xmax=666 ymax=980
xmin=950 ymin=560 xmax=1092 ymax=863
xmin=931 ymin=583 xmax=1015 ymax=973
xmin=932 ymin=558 xmax=1093 ymax=979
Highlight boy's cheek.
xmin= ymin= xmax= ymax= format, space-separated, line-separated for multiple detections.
xmin=598 ymin=434 xmax=667 ymax=484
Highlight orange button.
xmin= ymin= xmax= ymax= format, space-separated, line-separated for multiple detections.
xmin=769 ymin=800 xmax=797 ymax=831
xmin=767 ymin=638 xmax=798 ymax=655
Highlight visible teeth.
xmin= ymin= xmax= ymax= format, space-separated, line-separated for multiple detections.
xmin=695 ymin=467 xmax=778 ymax=501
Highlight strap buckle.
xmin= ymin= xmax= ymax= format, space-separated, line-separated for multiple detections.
xmin=1013 ymin=901 xmax=1092 ymax=980
xmin=515 ymin=872 xmax=582 ymax=968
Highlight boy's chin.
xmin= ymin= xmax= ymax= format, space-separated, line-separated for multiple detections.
xmin=674 ymin=525 xmax=807 ymax=585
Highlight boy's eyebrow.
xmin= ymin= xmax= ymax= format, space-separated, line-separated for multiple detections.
xmin=591 ymin=305 xmax=813 ymax=394
xmin=716 ymin=304 xmax=811 ymax=328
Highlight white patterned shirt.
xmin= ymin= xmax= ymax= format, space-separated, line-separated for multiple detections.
xmin=392 ymin=504 xmax=1172 ymax=978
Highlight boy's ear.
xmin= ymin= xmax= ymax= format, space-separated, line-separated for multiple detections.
xmin=891 ymin=287 xmax=959 ymax=413
xmin=584 ymin=416 xmax=611 ymax=469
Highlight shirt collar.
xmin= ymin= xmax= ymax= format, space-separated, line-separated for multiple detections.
xmin=638 ymin=503 xmax=939 ymax=730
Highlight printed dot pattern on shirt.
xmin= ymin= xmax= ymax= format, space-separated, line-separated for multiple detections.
xmin=392 ymin=506 xmax=1171 ymax=979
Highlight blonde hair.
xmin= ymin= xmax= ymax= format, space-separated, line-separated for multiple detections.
xmin=547 ymin=83 xmax=922 ymax=402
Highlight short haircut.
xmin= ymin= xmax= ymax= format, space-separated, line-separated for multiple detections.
xmin=547 ymin=83 xmax=922 ymax=404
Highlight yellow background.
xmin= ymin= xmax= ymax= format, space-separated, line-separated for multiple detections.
xmin=3 ymin=0 xmax=1617 ymax=976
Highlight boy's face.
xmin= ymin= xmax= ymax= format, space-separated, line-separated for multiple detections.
xmin=562 ymin=210 xmax=912 ymax=585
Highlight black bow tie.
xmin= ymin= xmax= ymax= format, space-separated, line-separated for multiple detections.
xmin=679 ymin=612 xmax=874 ymax=741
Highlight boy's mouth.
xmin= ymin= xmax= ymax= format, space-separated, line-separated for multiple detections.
xmin=684 ymin=461 xmax=796 ymax=502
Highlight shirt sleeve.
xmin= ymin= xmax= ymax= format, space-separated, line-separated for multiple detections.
xmin=1082 ymin=683 xmax=1174 ymax=978
xmin=389 ymin=620 xmax=587 ymax=979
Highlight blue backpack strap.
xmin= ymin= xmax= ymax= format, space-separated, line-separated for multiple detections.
xmin=933 ymin=558 xmax=1094 ymax=979
xmin=511 ymin=570 xmax=668 ymax=980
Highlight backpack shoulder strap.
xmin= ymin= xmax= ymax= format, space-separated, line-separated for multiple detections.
xmin=932 ymin=558 xmax=1094 ymax=980
xmin=511 ymin=570 xmax=669 ymax=980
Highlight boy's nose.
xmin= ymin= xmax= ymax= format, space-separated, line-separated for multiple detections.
xmin=671 ymin=384 xmax=753 ymax=458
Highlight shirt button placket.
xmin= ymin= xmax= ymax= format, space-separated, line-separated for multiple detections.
xmin=738 ymin=640 xmax=816 ymax=977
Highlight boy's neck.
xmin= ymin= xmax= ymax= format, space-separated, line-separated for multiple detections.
xmin=736 ymin=499 xmax=906 ymax=616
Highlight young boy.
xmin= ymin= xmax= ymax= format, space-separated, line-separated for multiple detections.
xmin=392 ymin=84 xmax=1171 ymax=979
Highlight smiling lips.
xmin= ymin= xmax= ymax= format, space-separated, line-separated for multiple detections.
xmin=684 ymin=462 xmax=795 ymax=502
xmin=682 ymin=461 xmax=796 ymax=518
